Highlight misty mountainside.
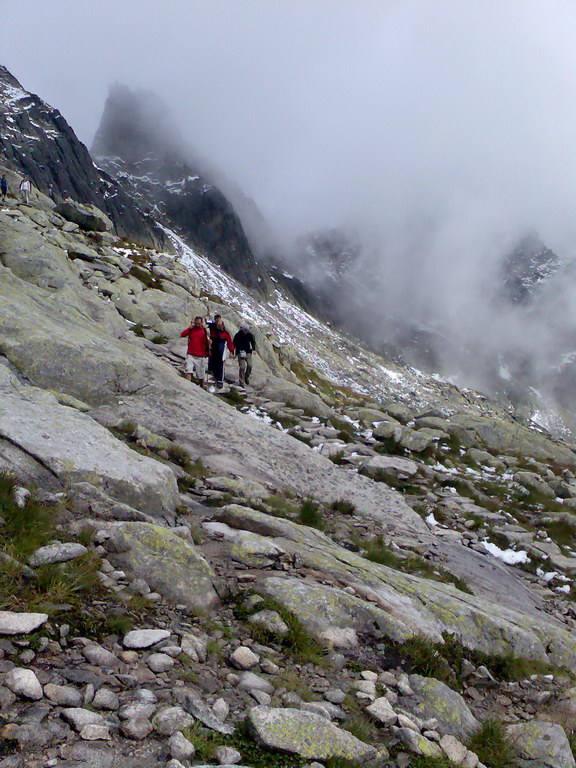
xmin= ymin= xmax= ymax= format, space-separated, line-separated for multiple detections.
xmin=0 ymin=66 xmax=167 ymax=250
xmin=283 ymin=226 xmax=576 ymax=439
xmin=500 ymin=232 xmax=562 ymax=305
xmin=5 ymin=66 xmax=576 ymax=768
xmin=91 ymin=84 xmax=271 ymax=294
xmin=87 ymin=82 xmax=576 ymax=439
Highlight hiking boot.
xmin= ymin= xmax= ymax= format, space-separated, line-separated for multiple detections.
xmin=216 ymin=382 xmax=224 ymax=389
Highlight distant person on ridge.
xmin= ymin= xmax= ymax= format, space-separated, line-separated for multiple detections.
xmin=19 ymin=176 xmax=31 ymax=204
xmin=180 ymin=316 xmax=210 ymax=389
xmin=0 ymin=174 xmax=8 ymax=202
xmin=233 ymin=324 xmax=257 ymax=386
xmin=208 ymin=317 xmax=234 ymax=389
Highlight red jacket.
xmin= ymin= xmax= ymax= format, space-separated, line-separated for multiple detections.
xmin=180 ymin=325 xmax=210 ymax=357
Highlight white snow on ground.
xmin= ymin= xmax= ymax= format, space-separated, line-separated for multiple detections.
xmin=482 ymin=541 xmax=530 ymax=565
xmin=425 ymin=512 xmax=439 ymax=527
xmin=432 ymin=462 xmax=458 ymax=475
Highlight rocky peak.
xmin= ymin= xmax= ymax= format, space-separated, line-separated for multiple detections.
xmin=92 ymin=84 xmax=271 ymax=293
xmin=501 ymin=232 xmax=562 ymax=304
xmin=0 ymin=65 xmax=167 ymax=249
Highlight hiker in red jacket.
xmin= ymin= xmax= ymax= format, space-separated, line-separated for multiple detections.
xmin=208 ymin=317 xmax=234 ymax=389
xmin=180 ymin=316 xmax=211 ymax=388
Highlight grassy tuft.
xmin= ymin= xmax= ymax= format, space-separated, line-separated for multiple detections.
xmin=467 ymin=718 xmax=515 ymax=768
xmin=220 ymin=388 xmax=248 ymax=406
xmin=184 ymin=719 xmax=307 ymax=768
xmin=330 ymin=499 xmax=357 ymax=515
xmin=235 ymin=594 xmax=327 ymax=666
xmin=298 ymin=498 xmax=324 ymax=529
xmin=263 ymin=494 xmax=299 ymax=518
xmin=354 ymin=535 xmax=472 ymax=593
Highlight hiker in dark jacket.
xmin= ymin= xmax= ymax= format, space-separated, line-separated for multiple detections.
xmin=233 ymin=324 xmax=256 ymax=386
xmin=206 ymin=313 xmax=221 ymax=377
xmin=180 ymin=316 xmax=210 ymax=388
xmin=208 ymin=317 xmax=234 ymax=389
xmin=0 ymin=174 xmax=8 ymax=201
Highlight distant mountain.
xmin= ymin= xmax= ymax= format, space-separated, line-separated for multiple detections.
xmin=92 ymin=84 xmax=271 ymax=293
xmin=501 ymin=232 xmax=561 ymax=305
xmin=0 ymin=65 xmax=166 ymax=248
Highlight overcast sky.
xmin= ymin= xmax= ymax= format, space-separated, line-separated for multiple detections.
xmin=3 ymin=0 xmax=576 ymax=350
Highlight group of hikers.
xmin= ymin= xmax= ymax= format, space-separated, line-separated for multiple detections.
xmin=1 ymin=171 xmax=254 ymax=392
xmin=180 ymin=314 xmax=256 ymax=390
xmin=1 ymin=173 xmax=32 ymax=203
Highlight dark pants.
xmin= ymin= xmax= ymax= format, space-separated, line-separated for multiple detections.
xmin=210 ymin=353 xmax=224 ymax=384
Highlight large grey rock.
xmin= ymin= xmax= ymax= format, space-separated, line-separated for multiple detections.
xmin=122 ymin=629 xmax=171 ymax=649
xmin=256 ymin=375 xmax=337 ymax=420
xmin=4 ymin=668 xmax=43 ymax=700
xmin=360 ymin=455 xmax=418 ymax=478
xmin=366 ymin=696 xmax=397 ymax=725
xmin=395 ymin=727 xmax=443 ymax=758
xmin=106 ymin=522 xmax=220 ymax=612
xmin=399 ymin=427 xmax=447 ymax=452
xmin=61 ymin=708 xmax=107 ymax=732
xmin=174 ymin=688 xmax=234 ymax=735
xmin=373 ymin=418 xmax=403 ymax=441
xmin=28 ymin=541 xmax=87 ymax=567
xmin=514 ymin=471 xmax=556 ymax=498
xmin=44 ymin=684 xmax=83 ymax=707
xmin=0 ymin=388 xmax=177 ymax=517
xmin=151 ymin=706 xmax=194 ymax=736
xmin=247 ymin=706 xmax=377 ymax=762
xmin=397 ymin=675 xmax=480 ymax=740
xmin=0 ymin=611 xmax=48 ymax=635
xmin=507 ymin=721 xmax=575 ymax=768
xmin=231 ymin=531 xmax=286 ymax=568
xmin=452 ymin=413 xmax=576 ymax=468
xmin=0 ymin=211 xmax=77 ymax=290
xmin=168 ymin=731 xmax=196 ymax=760
xmin=55 ymin=201 xmax=113 ymax=232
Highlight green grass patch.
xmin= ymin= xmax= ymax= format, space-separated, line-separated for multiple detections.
xmin=330 ymin=499 xmax=357 ymax=515
xmin=129 ymin=264 xmax=162 ymax=289
xmin=151 ymin=334 xmax=168 ymax=345
xmin=184 ymin=719 xmax=307 ymax=768
xmin=545 ymin=518 xmax=576 ymax=548
xmin=298 ymin=498 xmax=324 ymax=529
xmin=235 ymin=594 xmax=327 ymax=666
xmin=220 ymin=388 xmax=248 ymax=406
xmin=329 ymin=450 xmax=346 ymax=465
xmin=407 ymin=757 xmax=455 ymax=768
xmin=263 ymin=494 xmax=299 ymax=518
xmin=353 ymin=535 xmax=472 ymax=593
xmin=130 ymin=323 xmax=146 ymax=337
xmin=467 ymin=718 xmax=515 ymax=768
xmin=396 ymin=633 xmax=556 ymax=690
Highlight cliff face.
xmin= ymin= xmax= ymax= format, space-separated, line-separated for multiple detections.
xmin=0 ymin=66 xmax=167 ymax=249
xmin=92 ymin=84 xmax=271 ymax=293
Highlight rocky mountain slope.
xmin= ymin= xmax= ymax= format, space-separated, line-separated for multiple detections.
xmin=2 ymin=165 xmax=576 ymax=768
xmin=3 ymin=65 xmax=576 ymax=768
xmin=91 ymin=85 xmax=269 ymax=293
xmin=0 ymin=67 xmax=166 ymax=249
